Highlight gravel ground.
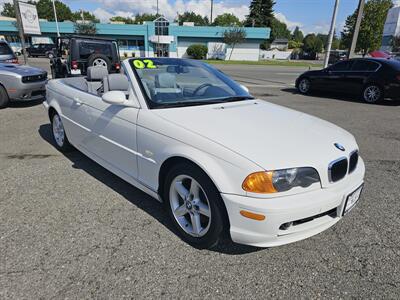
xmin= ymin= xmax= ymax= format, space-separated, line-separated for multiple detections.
xmin=1 ymin=59 xmax=399 ymax=299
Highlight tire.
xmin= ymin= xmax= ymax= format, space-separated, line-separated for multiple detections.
xmin=47 ymin=52 xmax=54 ymax=59
xmin=0 ymin=85 xmax=10 ymax=109
xmin=163 ymin=162 xmax=228 ymax=249
xmin=87 ymin=54 xmax=111 ymax=72
xmin=297 ymin=77 xmax=311 ymax=94
xmin=362 ymin=84 xmax=383 ymax=104
xmin=50 ymin=112 xmax=73 ymax=152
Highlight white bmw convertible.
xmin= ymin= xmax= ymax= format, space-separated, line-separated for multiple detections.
xmin=44 ymin=58 xmax=365 ymax=248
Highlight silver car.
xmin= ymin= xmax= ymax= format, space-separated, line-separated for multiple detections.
xmin=0 ymin=63 xmax=47 ymax=108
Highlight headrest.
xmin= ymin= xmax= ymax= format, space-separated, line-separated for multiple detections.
xmin=103 ymin=74 xmax=129 ymax=92
xmin=155 ymin=73 xmax=177 ymax=88
xmin=87 ymin=66 xmax=108 ymax=81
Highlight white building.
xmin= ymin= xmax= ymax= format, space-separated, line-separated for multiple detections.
xmin=381 ymin=1 xmax=400 ymax=51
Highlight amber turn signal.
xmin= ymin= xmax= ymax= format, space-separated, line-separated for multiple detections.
xmin=240 ymin=210 xmax=266 ymax=221
xmin=242 ymin=171 xmax=277 ymax=194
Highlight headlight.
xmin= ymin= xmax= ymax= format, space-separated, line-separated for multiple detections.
xmin=242 ymin=167 xmax=320 ymax=194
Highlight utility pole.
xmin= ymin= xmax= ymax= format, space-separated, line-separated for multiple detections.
xmin=210 ymin=0 xmax=213 ymax=24
xmin=156 ymin=0 xmax=159 ymax=16
xmin=349 ymin=0 xmax=365 ymax=58
xmin=13 ymin=0 xmax=28 ymax=64
xmin=324 ymin=0 xmax=340 ymax=68
xmin=52 ymin=0 xmax=60 ymax=37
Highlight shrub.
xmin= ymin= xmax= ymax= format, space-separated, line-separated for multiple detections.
xmin=186 ymin=44 xmax=208 ymax=59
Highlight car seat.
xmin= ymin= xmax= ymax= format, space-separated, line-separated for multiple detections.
xmin=154 ymin=73 xmax=182 ymax=102
xmin=102 ymin=74 xmax=129 ymax=96
xmin=87 ymin=66 xmax=108 ymax=95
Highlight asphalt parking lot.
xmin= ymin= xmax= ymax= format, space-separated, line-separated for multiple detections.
xmin=1 ymin=58 xmax=399 ymax=299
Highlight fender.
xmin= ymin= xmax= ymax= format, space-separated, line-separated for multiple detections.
xmin=136 ymin=124 xmax=262 ymax=196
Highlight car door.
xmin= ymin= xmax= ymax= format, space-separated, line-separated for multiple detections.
xmin=320 ymin=60 xmax=354 ymax=92
xmin=30 ymin=44 xmax=40 ymax=56
xmin=345 ymin=60 xmax=381 ymax=94
xmin=79 ymin=93 xmax=140 ymax=179
xmin=53 ymin=84 xmax=93 ymax=147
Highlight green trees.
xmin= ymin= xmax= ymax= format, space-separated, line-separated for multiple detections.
xmin=186 ymin=44 xmax=208 ymax=59
xmin=74 ymin=22 xmax=97 ymax=35
xmin=109 ymin=16 xmax=134 ymax=24
xmin=223 ymin=27 xmax=247 ymax=60
xmin=302 ymin=34 xmax=324 ymax=59
xmin=176 ymin=12 xmax=209 ymax=26
xmin=292 ymin=26 xmax=304 ymax=43
xmin=71 ymin=11 xmax=99 ymax=23
xmin=244 ymin=0 xmax=275 ymax=27
xmin=213 ymin=13 xmax=241 ymax=27
xmin=133 ymin=13 xmax=159 ymax=24
xmin=341 ymin=0 xmax=393 ymax=55
xmin=1 ymin=3 xmax=17 ymax=18
xmin=270 ymin=18 xmax=290 ymax=40
xmin=1 ymin=0 xmax=97 ymax=22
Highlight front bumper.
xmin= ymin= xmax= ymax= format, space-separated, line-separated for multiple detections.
xmin=221 ymin=157 xmax=365 ymax=247
xmin=8 ymin=80 xmax=47 ymax=101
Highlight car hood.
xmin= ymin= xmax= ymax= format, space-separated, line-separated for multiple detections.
xmin=0 ymin=63 xmax=45 ymax=76
xmin=154 ymin=100 xmax=358 ymax=173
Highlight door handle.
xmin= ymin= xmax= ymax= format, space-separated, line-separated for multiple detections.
xmin=73 ymin=97 xmax=82 ymax=106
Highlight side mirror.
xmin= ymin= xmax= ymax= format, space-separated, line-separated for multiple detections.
xmin=102 ymin=91 xmax=126 ymax=105
xmin=240 ymin=84 xmax=249 ymax=93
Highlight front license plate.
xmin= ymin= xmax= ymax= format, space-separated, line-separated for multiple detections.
xmin=71 ymin=69 xmax=81 ymax=75
xmin=343 ymin=184 xmax=363 ymax=216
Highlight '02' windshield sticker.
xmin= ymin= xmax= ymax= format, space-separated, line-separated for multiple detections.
xmin=132 ymin=59 xmax=157 ymax=69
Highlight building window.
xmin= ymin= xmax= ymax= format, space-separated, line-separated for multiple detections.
xmin=155 ymin=16 xmax=169 ymax=36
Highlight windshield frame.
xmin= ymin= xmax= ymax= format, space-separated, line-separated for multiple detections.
xmin=128 ymin=58 xmax=253 ymax=109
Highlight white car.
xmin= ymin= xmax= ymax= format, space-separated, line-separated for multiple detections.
xmin=43 ymin=58 xmax=365 ymax=248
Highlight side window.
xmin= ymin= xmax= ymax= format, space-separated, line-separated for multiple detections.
xmin=330 ymin=61 xmax=352 ymax=71
xmin=351 ymin=60 xmax=380 ymax=72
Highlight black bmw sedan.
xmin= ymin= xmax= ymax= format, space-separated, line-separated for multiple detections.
xmin=296 ymin=58 xmax=400 ymax=104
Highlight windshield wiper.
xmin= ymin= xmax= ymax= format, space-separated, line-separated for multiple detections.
xmin=152 ymin=96 xmax=255 ymax=109
xmin=153 ymin=99 xmax=231 ymax=108
xmin=219 ymin=96 xmax=255 ymax=102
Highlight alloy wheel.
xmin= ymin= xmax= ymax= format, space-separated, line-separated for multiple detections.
xmin=299 ymin=78 xmax=310 ymax=93
xmin=364 ymin=85 xmax=381 ymax=103
xmin=52 ymin=114 xmax=65 ymax=147
xmin=169 ymin=175 xmax=211 ymax=237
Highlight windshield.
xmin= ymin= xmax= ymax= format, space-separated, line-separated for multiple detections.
xmin=129 ymin=58 xmax=253 ymax=108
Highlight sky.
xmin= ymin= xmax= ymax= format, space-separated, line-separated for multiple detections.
xmin=61 ymin=0 xmax=361 ymax=34
xmin=2 ymin=0 xmax=398 ymax=35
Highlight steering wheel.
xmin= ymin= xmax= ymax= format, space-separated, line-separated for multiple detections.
xmin=193 ymin=83 xmax=213 ymax=96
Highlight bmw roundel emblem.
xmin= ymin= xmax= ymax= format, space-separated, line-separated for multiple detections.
xmin=334 ymin=143 xmax=346 ymax=151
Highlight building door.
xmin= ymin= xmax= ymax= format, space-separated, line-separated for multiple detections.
xmin=155 ymin=43 xmax=169 ymax=57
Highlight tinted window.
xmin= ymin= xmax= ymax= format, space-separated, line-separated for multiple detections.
xmin=79 ymin=42 xmax=112 ymax=59
xmin=351 ymin=60 xmax=380 ymax=71
xmin=0 ymin=43 xmax=13 ymax=55
xmin=330 ymin=61 xmax=352 ymax=71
